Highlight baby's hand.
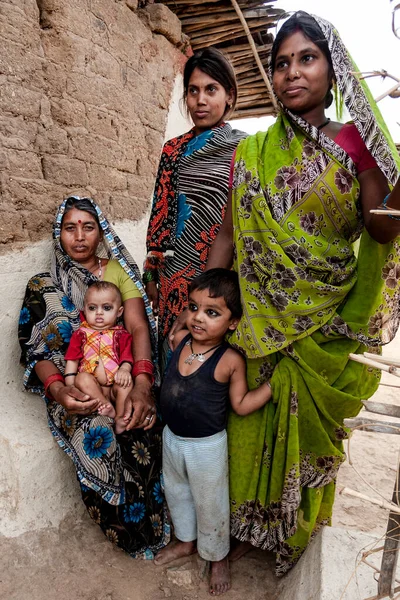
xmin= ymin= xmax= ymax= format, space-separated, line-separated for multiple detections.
xmin=115 ymin=367 xmax=132 ymax=388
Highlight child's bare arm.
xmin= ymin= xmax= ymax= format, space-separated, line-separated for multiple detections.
xmin=64 ymin=360 xmax=79 ymax=386
xmin=115 ymin=362 xmax=133 ymax=388
xmin=228 ymin=352 xmax=272 ymax=416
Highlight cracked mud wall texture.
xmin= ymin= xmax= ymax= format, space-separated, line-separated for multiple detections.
xmin=0 ymin=0 xmax=184 ymax=251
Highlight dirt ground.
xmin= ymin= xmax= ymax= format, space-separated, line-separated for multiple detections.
xmin=2 ymin=336 xmax=400 ymax=600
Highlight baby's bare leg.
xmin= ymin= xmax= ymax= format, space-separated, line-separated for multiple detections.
xmin=112 ymin=381 xmax=133 ymax=434
xmin=75 ymin=373 xmax=115 ymax=418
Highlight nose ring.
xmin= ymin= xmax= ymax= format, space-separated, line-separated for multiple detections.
xmin=295 ymin=71 xmax=300 ymax=77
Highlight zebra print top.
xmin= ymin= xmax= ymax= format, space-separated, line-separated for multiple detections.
xmin=145 ymin=123 xmax=246 ymax=349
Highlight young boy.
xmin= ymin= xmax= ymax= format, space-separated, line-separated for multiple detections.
xmin=64 ymin=281 xmax=133 ymax=433
xmin=155 ymin=269 xmax=272 ymax=596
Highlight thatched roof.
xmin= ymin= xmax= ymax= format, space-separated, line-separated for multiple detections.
xmin=163 ymin=0 xmax=285 ymax=119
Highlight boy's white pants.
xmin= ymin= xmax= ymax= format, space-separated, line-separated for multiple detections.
xmin=162 ymin=425 xmax=230 ymax=562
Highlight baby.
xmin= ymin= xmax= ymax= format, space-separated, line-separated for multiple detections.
xmin=64 ymin=281 xmax=133 ymax=433
xmin=155 ymin=269 xmax=272 ymax=595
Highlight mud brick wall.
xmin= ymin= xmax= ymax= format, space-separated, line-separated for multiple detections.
xmin=0 ymin=0 xmax=184 ymax=250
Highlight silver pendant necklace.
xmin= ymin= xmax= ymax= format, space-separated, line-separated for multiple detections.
xmin=97 ymin=257 xmax=102 ymax=279
xmin=184 ymin=338 xmax=222 ymax=365
xmin=89 ymin=257 xmax=102 ymax=278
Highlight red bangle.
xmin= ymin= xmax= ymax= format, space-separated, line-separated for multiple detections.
xmin=44 ymin=373 xmax=65 ymax=399
xmin=132 ymin=359 xmax=155 ymax=385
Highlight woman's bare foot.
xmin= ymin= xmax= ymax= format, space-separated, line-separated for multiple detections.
xmin=209 ymin=557 xmax=230 ymax=596
xmin=98 ymin=403 xmax=116 ymax=419
xmin=228 ymin=541 xmax=253 ymax=562
xmin=154 ymin=540 xmax=196 ymax=566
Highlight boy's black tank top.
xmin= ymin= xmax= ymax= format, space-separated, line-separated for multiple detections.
xmin=160 ymin=333 xmax=230 ymax=438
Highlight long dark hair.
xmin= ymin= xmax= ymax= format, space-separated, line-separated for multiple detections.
xmin=183 ymin=47 xmax=238 ymax=118
xmin=271 ymin=11 xmax=334 ymax=108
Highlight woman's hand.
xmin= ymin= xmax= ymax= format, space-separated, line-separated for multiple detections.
xmin=145 ymin=281 xmax=159 ymax=316
xmin=51 ymin=382 xmax=100 ymax=416
xmin=124 ymin=375 xmax=156 ymax=431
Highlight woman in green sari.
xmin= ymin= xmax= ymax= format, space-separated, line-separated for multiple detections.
xmin=207 ymin=11 xmax=400 ymax=574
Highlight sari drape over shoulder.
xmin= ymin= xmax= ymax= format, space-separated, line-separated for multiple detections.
xmin=144 ymin=123 xmax=246 ymax=366
xmin=228 ymin=14 xmax=400 ymax=575
xmin=19 ymin=197 xmax=169 ymax=559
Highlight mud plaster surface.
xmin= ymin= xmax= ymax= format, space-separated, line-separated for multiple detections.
xmin=2 ymin=334 xmax=400 ymax=600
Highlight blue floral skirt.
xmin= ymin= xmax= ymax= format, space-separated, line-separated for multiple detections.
xmin=48 ymin=401 xmax=170 ymax=558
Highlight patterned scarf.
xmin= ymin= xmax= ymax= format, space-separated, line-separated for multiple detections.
xmin=145 ymin=123 xmax=247 ymax=271
xmin=231 ymin=15 xmax=400 ymax=359
xmin=22 ymin=196 xmax=157 ymax=385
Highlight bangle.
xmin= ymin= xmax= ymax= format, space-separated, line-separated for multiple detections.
xmin=381 ymin=193 xmax=400 ymax=221
xmin=64 ymin=372 xmax=77 ymax=378
xmin=44 ymin=373 xmax=65 ymax=399
xmin=142 ymin=270 xmax=155 ymax=284
xmin=132 ymin=359 xmax=155 ymax=385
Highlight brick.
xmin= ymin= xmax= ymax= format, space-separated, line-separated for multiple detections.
xmin=41 ymin=62 xmax=68 ymax=97
xmin=142 ymin=4 xmax=182 ymax=46
xmin=0 ymin=40 xmax=44 ymax=92
xmin=0 ymin=116 xmax=38 ymax=151
xmin=42 ymin=156 xmax=88 ymax=186
xmin=50 ymin=98 xmax=86 ymax=128
xmin=37 ymin=0 xmax=92 ymax=38
xmin=89 ymin=164 xmax=127 ymax=191
xmin=66 ymin=71 xmax=125 ymax=112
xmin=0 ymin=83 xmax=42 ymax=118
xmin=86 ymin=107 xmax=119 ymax=141
xmin=125 ymin=0 xmax=138 ymax=11
xmin=36 ymin=125 xmax=69 ymax=155
xmin=0 ymin=3 xmax=42 ymax=52
xmin=7 ymin=150 xmax=44 ymax=179
xmin=87 ymin=45 xmax=121 ymax=82
xmin=41 ymin=30 xmax=91 ymax=74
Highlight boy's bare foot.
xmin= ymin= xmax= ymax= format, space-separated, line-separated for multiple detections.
xmin=228 ymin=541 xmax=253 ymax=562
xmin=154 ymin=540 xmax=196 ymax=566
xmin=209 ymin=557 xmax=230 ymax=596
xmin=98 ymin=403 xmax=116 ymax=419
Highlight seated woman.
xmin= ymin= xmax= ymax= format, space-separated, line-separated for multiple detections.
xmin=207 ymin=12 xmax=400 ymax=574
xmin=19 ymin=196 xmax=169 ymax=558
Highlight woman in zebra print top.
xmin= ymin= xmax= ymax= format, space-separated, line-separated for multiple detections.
xmin=143 ymin=47 xmax=246 ymax=369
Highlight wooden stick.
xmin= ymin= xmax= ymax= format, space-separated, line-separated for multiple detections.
xmin=378 ymin=463 xmax=400 ymax=597
xmin=370 ymin=208 xmax=400 ymax=217
xmin=379 ymin=382 xmax=400 ymax=389
xmin=348 ymin=353 xmax=400 ymax=377
xmin=229 ymin=0 xmax=279 ymax=114
xmin=344 ymin=417 xmax=400 ymax=435
xmin=340 ymin=487 xmax=400 ymax=514
xmin=362 ymin=400 xmax=400 ymax=419
xmin=364 ymin=353 xmax=400 ymax=369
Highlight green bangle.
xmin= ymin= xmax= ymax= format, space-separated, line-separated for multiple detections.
xmin=142 ymin=270 xmax=155 ymax=284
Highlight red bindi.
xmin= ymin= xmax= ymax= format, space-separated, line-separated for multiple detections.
xmin=78 ymin=219 xmax=82 ymax=223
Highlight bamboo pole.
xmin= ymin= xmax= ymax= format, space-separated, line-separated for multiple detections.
xmin=348 ymin=353 xmax=400 ymax=376
xmin=340 ymin=487 xmax=400 ymax=514
xmin=229 ymin=0 xmax=279 ymax=114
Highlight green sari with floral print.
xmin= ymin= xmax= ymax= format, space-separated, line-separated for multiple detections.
xmin=228 ymin=14 xmax=400 ymax=575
